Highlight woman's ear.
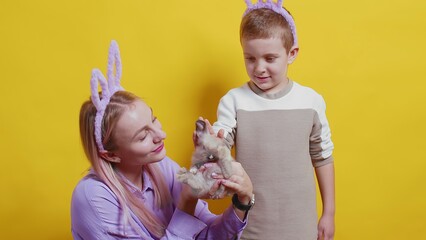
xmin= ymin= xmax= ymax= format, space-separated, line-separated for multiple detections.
xmin=287 ymin=46 xmax=299 ymax=64
xmin=99 ymin=151 xmax=121 ymax=163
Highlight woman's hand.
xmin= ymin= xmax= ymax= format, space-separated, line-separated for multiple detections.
xmin=219 ymin=161 xmax=253 ymax=221
xmin=203 ymin=162 xmax=253 ymax=205
xmin=178 ymin=178 xmax=224 ymax=216
xmin=220 ymin=161 xmax=253 ymax=204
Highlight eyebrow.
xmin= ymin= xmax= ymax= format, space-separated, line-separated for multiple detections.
xmin=264 ymin=53 xmax=280 ymax=57
xmin=131 ymin=107 xmax=154 ymax=140
xmin=243 ymin=53 xmax=280 ymax=57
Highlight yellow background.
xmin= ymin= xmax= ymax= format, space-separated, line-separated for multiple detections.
xmin=1 ymin=0 xmax=425 ymax=239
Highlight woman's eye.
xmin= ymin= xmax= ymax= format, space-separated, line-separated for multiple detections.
xmin=139 ymin=132 xmax=148 ymax=141
xmin=152 ymin=117 xmax=157 ymax=123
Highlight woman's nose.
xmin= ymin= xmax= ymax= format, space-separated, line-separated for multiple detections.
xmin=152 ymin=128 xmax=166 ymax=142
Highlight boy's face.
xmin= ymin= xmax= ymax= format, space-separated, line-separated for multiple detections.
xmin=242 ymin=37 xmax=297 ymax=94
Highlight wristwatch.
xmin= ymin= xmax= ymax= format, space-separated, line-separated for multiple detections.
xmin=232 ymin=193 xmax=255 ymax=211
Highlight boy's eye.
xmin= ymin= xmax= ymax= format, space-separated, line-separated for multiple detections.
xmin=266 ymin=57 xmax=276 ymax=62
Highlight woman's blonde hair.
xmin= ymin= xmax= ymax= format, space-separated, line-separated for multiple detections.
xmin=79 ymin=91 xmax=172 ymax=238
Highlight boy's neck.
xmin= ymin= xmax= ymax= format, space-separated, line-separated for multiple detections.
xmin=248 ymin=79 xmax=293 ymax=99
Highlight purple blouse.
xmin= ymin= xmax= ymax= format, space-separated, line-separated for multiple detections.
xmin=71 ymin=157 xmax=246 ymax=239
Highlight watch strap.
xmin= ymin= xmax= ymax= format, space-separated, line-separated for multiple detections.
xmin=232 ymin=193 xmax=254 ymax=211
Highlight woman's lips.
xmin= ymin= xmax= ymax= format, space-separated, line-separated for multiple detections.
xmin=153 ymin=143 xmax=164 ymax=153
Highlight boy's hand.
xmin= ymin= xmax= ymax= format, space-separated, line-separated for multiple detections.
xmin=317 ymin=213 xmax=335 ymax=240
xmin=192 ymin=117 xmax=224 ymax=146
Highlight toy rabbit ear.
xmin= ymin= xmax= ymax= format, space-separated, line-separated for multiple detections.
xmin=106 ymin=40 xmax=123 ymax=94
xmin=90 ymin=69 xmax=109 ymax=110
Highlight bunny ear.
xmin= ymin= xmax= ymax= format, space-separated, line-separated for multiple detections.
xmin=244 ymin=0 xmax=253 ymax=7
xmin=277 ymin=0 xmax=283 ymax=6
xmin=106 ymin=40 xmax=123 ymax=94
xmin=89 ymin=40 xmax=125 ymax=153
xmin=90 ymin=69 xmax=109 ymax=110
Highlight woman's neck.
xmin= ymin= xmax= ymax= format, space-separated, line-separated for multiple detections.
xmin=116 ymin=165 xmax=144 ymax=190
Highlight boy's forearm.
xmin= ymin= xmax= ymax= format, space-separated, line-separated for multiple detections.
xmin=315 ymin=162 xmax=335 ymax=215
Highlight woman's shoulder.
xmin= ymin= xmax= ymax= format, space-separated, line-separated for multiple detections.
xmin=71 ymin=172 xmax=117 ymax=207
xmin=71 ymin=172 xmax=135 ymax=238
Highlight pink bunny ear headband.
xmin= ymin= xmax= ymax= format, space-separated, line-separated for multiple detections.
xmin=90 ymin=40 xmax=124 ymax=153
xmin=243 ymin=0 xmax=298 ymax=47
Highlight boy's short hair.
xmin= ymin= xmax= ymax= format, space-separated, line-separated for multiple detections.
xmin=240 ymin=8 xmax=295 ymax=52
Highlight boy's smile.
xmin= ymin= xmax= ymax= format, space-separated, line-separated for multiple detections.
xmin=242 ymin=37 xmax=297 ymax=95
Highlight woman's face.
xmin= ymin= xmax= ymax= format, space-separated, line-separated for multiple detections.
xmin=111 ymin=100 xmax=166 ymax=167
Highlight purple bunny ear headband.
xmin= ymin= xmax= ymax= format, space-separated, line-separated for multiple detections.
xmin=90 ymin=40 xmax=124 ymax=153
xmin=243 ymin=0 xmax=298 ymax=47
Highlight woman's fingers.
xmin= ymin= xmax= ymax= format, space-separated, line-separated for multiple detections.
xmin=206 ymin=180 xmax=222 ymax=199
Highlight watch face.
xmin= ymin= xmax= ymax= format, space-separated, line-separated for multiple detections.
xmin=249 ymin=194 xmax=255 ymax=209
xmin=250 ymin=194 xmax=255 ymax=205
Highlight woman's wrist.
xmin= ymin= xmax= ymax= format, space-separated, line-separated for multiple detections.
xmin=177 ymin=186 xmax=199 ymax=215
xmin=233 ymin=193 xmax=255 ymax=211
xmin=178 ymin=195 xmax=197 ymax=215
xmin=237 ymin=194 xmax=252 ymax=205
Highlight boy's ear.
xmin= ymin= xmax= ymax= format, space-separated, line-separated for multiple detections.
xmin=99 ymin=151 xmax=121 ymax=163
xmin=287 ymin=46 xmax=299 ymax=64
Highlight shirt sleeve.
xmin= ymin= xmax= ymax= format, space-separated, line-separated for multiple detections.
xmin=212 ymin=92 xmax=238 ymax=149
xmin=310 ymin=95 xmax=334 ymax=167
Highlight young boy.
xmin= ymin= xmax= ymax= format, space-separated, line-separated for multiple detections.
xmin=213 ymin=1 xmax=335 ymax=239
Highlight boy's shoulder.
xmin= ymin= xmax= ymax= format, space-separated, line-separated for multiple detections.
xmin=292 ymin=81 xmax=326 ymax=101
xmin=292 ymin=81 xmax=320 ymax=95
xmin=291 ymin=81 xmax=328 ymax=112
xmin=228 ymin=82 xmax=251 ymax=93
xmin=219 ymin=82 xmax=252 ymax=99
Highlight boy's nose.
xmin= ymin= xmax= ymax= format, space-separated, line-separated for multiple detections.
xmin=254 ymin=61 xmax=266 ymax=74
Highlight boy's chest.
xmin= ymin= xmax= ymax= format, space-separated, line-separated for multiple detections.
xmin=236 ymin=109 xmax=315 ymax=142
